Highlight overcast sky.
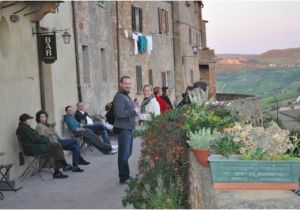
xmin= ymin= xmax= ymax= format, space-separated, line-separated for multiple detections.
xmin=202 ymin=1 xmax=300 ymax=54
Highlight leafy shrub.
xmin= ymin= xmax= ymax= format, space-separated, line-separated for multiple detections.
xmin=122 ymin=161 xmax=187 ymax=209
xmin=123 ymin=107 xmax=189 ymax=209
xmin=183 ymin=103 xmax=239 ymax=133
xmin=210 ymin=134 xmax=243 ymax=157
xmin=187 ymin=128 xmax=215 ymax=150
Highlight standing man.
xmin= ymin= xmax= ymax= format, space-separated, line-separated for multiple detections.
xmin=113 ymin=76 xmax=140 ymax=184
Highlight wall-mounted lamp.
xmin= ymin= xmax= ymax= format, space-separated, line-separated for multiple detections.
xmin=32 ymin=26 xmax=72 ymax=45
xmin=61 ymin=31 xmax=71 ymax=44
xmin=182 ymin=45 xmax=200 ymax=63
xmin=192 ymin=45 xmax=199 ymax=55
xmin=10 ymin=14 xmax=20 ymax=23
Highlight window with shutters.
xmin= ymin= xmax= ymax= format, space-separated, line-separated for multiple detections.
xmin=161 ymin=72 xmax=167 ymax=87
xmin=158 ymin=8 xmax=169 ymax=34
xmin=148 ymin=69 xmax=153 ymax=86
xmin=189 ymin=27 xmax=192 ymax=44
xmin=132 ymin=6 xmax=143 ymax=33
xmin=101 ymin=48 xmax=107 ymax=81
xmin=167 ymin=71 xmax=172 ymax=88
xmin=196 ymin=32 xmax=201 ymax=48
xmin=82 ymin=45 xmax=90 ymax=84
xmin=136 ymin=66 xmax=143 ymax=94
xmin=190 ymin=69 xmax=194 ymax=84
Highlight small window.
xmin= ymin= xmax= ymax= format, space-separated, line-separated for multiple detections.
xmin=161 ymin=72 xmax=167 ymax=87
xmin=132 ymin=6 xmax=143 ymax=32
xmin=167 ymin=71 xmax=172 ymax=88
xmin=101 ymin=48 xmax=107 ymax=81
xmin=158 ymin=8 xmax=169 ymax=34
xmin=82 ymin=45 xmax=90 ymax=83
xmin=189 ymin=28 xmax=192 ymax=44
xmin=136 ymin=65 xmax=143 ymax=94
xmin=196 ymin=32 xmax=201 ymax=48
xmin=148 ymin=69 xmax=153 ymax=86
xmin=190 ymin=69 xmax=194 ymax=84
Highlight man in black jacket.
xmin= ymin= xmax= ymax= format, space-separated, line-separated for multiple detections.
xmin=75 ymin=102 xmax=117 ymax=149
xmin=113 ymin=76 xmax=140 ymax=184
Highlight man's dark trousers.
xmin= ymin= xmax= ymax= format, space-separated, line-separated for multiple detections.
xmin=117 ymin=129 xmax=133 ymax=182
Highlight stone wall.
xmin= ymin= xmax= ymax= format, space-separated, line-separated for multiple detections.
xmin=73 ymin=1 xmax=118 ymax=115
xmin=173 ymin=1 xmax=216 ymax=102
xmin=113 ymin=1 xmax=176 ymax=104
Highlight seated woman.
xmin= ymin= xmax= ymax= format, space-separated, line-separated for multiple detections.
xmin=35 ymin=110 xmax=89 ymax=173
xmin=16 ymin=113 xmax=68 ymax=179
xmin=139 ymin=84 xmax=160 ymax=121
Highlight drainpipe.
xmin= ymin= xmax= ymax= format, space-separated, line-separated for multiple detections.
xmin=36 ymin=21 xmax=45 ymax=110
xmin=72 ymin=1 xmax=82 ymax=101
xmin=116 ymin=1 xmax=121 ymax=89
xmin=171 ymin=2 xmax=177 ymax=102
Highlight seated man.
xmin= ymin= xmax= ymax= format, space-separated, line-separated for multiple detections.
xmin=75 ymin=102 xmax=117 ymax=149
xmin=35 ymin=110 xmax=90 ymax=173
xmin=64 ymin=106 xmax=117 ymax=155
xmin=16 ymin=113 xmax=68 ymax=179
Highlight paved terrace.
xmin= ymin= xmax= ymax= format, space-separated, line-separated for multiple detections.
xmin=0 ymin=137 xmax=140 ymax=209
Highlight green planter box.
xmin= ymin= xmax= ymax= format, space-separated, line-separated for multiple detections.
xmin=208 ymin=155 xmax=300 ymax=190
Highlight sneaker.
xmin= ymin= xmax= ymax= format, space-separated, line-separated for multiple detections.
xmin=110 ymin=148 xmax=118 ymax=154
xmin=72 ymin=166 xmax=84 ymax=172
xmin=78 ymin=159 xmax=90 ymax=165
xmin=63 ymin=164 xmax=73 ymax=172
xmin=53 ymin=171 xmax=68 ymax=179
xmin=111 ymin=145 xmax=118 ymax=150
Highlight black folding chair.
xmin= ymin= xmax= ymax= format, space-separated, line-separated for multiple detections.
xmin=17 ymin=135 xmax=52 ymax=181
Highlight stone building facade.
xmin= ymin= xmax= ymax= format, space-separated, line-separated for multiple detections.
xmin=111 ymin=1 xmax=176 ymax=103
xmin=73 ymin=1 xmax=118 ymax=114
xmin=173 ymin=1 xmax=216 ymax=99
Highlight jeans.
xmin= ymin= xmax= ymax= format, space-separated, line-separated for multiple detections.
xmin=117 ymin=129 xmax=133 ymax=182
xmin=58 ymin=139 xmax=80 ymax=167
xmin=75 ymin=128 xmax=112 ymax=154
xmin=84 ymin=123 xmax=111 ymax=146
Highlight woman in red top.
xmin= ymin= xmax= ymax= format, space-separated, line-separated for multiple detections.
xmin=153 ymin=87 xmax=171 ymax=114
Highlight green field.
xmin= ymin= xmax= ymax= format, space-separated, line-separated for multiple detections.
xmin=216 ymin=68 xmax=300 ymax=109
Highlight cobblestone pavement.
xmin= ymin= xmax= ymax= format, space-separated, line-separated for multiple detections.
xmin=0 ymin=137 xmax=140 ymax=209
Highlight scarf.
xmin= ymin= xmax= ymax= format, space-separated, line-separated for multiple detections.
xmin=141 ymin=95 xmax=154 ymax=113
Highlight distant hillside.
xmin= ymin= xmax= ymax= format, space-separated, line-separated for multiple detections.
xmin=250 ymin=48 xmax=300 ymax=65
xmin=217 ymin=47 xmax=300 ymax=73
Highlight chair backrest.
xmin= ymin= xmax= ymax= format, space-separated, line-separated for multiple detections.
xmin=16 ymin=135 xmax=25 ymax=166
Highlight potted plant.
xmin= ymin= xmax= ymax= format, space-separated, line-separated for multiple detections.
xmin=208 ymin=123 xmax=300 ymax=190
xmin=187 ymin=128 xmax=215 ymax=167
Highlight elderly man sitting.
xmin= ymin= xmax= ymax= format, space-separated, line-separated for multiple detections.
xmin=16 ymin=113 xmax=68 ymax=179
xmin=74 ymin=101 xmax=117 ymax=149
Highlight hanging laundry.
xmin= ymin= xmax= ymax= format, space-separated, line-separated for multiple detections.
xmin=146 ymin=36 xmax=153 ymax=55
xmin=124 ymin=30 xmax=128 ymax=38
xmin=138 ymin=35 xmax=148 ymax=54
xmin=132 ymin=33 xmax=139 ymax=55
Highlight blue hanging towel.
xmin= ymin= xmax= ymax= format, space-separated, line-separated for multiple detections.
xmin=138 ymin=35 xmax=148 ymax=54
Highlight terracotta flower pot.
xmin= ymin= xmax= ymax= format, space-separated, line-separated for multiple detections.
xmin=192 ymin=148 xmax=209 ymax=167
